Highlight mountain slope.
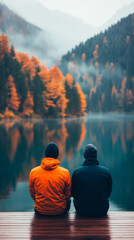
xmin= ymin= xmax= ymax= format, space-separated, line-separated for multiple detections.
xmin=60 ymin=13 xmax=134 ymax=73
xmin=99 ymin=1 xmax=134 ymax=32
xmin=60 ymin=14 xmax=134 ymax=112
xmin=0 ymin=0 xmax=96 ymax=54
xmin=0 ymin=3 xmax=56 ymax=66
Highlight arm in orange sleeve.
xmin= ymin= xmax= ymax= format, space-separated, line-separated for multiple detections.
xmin=29 ymin=170 xmax=35 ymax=200
xmin=64 ymin=171 xmax=71 ymax=199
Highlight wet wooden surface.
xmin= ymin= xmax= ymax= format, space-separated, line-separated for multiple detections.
xmin=0 ymin=211 xmax=134 ymax=239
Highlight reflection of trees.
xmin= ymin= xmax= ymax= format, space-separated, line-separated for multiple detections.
xmin=7 ymin=127 xmax=21 ymax=162
xmin=0 ymin=117 xmax=134 ymax=210
xmin=84 ymin=119 xmax=134 ymax=210
xmin=0 ymin=119 xmax=86 ymax=199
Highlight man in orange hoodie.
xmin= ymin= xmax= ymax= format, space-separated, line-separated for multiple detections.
xmin=29 ymin=142 xmax=71 ymax=215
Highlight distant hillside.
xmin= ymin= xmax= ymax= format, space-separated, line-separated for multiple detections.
xmin=0 ymin=3 xmax=55 ymax=66
xmin=0 ymin=0 xmax=96 ymax=55
xmin=60 ymin=14 xmax=134 ymax=112
xmin=99 ymin=1 xmax=134 ymax=32
xmin=0 ymin=2 xmax=41 ymax=35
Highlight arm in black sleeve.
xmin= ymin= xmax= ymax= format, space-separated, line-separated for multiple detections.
xmin=107 ymin=172 xmax=112 ymax=198
xmin=71 ymin=171 xmax=78 ymax=199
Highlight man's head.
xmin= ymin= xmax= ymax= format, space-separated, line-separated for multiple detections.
xmin=45 ymin=142 xmax=59 ymax=159
xmin=83 ymin=144 xmax=97 ymax=160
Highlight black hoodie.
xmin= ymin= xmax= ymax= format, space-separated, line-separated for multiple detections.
xmin=71 ymin=144 xmax=112 ymax=217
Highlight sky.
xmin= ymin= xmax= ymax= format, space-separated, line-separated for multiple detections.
xmin=40 ymin=0 xmax=134 ymax=27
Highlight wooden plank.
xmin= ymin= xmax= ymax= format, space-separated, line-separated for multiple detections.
xmin=0 ymin=212 xmax=134 ymax=239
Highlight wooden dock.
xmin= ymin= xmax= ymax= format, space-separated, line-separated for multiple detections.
xmin=0 ymin=211 xmax=134 ymax=239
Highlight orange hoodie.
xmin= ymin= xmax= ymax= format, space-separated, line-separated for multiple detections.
xmin=29 ymin=157 xmax=71 ymax=215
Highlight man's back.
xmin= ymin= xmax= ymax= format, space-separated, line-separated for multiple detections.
xmin=71 ymin=144 xmax=112 ymax=217
xmin=29 ymin=143 xmax=71 ymax=215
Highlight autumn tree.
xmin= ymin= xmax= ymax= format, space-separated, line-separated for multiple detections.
xmin=6 ymin=75 xmax=20 ymax=112
xmin=41 ymin=65 xmax=68 ymax=117
xmin=0 ymin=34 xmax=10 ymax=60
xmin=23 ymin=90 xmax=34 ymax=117
xmin=0 ymin=34 xmax=87 ymax=117
xmin=75 ymin=83 xmax=86 ymax=115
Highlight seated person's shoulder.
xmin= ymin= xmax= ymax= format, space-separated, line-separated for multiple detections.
xmin=99 ymin=165 xmax=112 ymax=176
xmin=72 ymin=166 xmax=83 ymax=176
xmin=59 ymin=166 xmax=70 ymax=174
xmin=30 ymin=166 xmax=41 ymax=175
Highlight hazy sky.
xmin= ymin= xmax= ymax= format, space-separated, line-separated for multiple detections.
xmin=40 ymin=0 xmax=134 ymax=27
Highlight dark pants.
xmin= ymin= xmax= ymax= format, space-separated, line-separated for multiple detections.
xmin=74 ymin=199 xmax=108 ymax=217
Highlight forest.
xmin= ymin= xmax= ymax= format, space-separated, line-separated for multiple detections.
xmin=60 ymin=13 xmax=134 ymax=112
xmin=0 ymin=34 xmax=86 ymax=118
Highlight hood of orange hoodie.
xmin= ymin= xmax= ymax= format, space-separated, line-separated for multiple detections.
xmin=41 ymin=157 xmax=60 ymax=170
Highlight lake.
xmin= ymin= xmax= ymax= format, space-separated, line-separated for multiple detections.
xmin=0 ymin=113 xmax=134 ymax=212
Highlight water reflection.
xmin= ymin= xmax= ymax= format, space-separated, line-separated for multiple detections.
xmin=30 ymin=213 xmax=111 ymax=240
xmin=0 ymin=114 xmax=134 ymax=211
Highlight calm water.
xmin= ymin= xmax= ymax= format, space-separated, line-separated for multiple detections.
xmin=0 ymin=113 xmax=134 ymax=212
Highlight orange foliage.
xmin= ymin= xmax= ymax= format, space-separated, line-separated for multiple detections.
xmin=15 ymin=52 xmax=36 ymax=80
xmin=39 ymin=64 xmax=49 ymax=86
xmin=75 ymin=83 xmax=86 ymax=114
xmin=23 ymin=90 xmax=34 ymax=116
xmin=2 ymin=116 xmax=16 ymax=130
xmin=126 ymin=89 xmax=133 ymax=105
xmin=41 ymin=65 xmax=68 ymax=116
xmin=93 ymin=45 xmax=99 ymax=60
xmin=93 ymin=49 xmax=98 ymax=60
xmin=110 ymin=62 xmax=114 ymax=68
xmin=7 ymin=75 xmax=20 ymax=112
xmin=57 ymin=94 xmax=68 ymax=117
xmin=31 ymin=56 xmax=41 ymax=68
xmin=82 ymin=53 xmax=86 ymax=61
xmin=65 ymin=73 xmax=74 ymax=88
xmin=95 ymin=61 xmax=99 ymax=68
xmin=0 ymin=34 xmax=10 ymax=60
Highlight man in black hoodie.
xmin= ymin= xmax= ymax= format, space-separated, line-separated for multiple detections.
xmin=71 ymin=144 xmax=112 ymax=217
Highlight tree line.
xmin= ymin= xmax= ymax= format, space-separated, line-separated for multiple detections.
xmin=60 ymin=14 xmax=134 ymax=112
xmin=0 ymin=34 xmax=86 ymax=118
